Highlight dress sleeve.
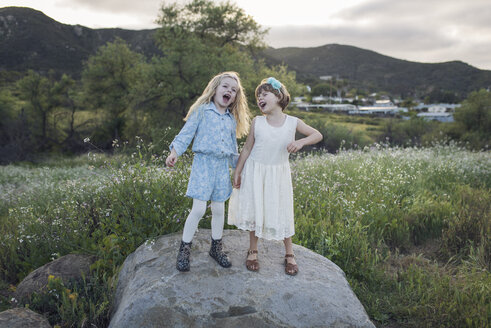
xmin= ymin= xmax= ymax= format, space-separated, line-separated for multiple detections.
xmin=169 ymin=107 xmax=202 ymax=156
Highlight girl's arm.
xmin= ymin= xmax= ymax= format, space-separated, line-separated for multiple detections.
xmin=233 ymin=118 xmax=256 ymax=188
xmin=165 ymin=108 xmax=201 ymax=167
xmin=287 ymin=119 xmax=323 ymax=153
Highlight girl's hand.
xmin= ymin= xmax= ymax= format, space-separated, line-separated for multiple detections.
xmin=233 ymin=171 xmax=241 ymax=188
xmin=166 ymin=149 xmax=178 ymax=167
xmin=287 ymin=140 xmax=304 ymax=153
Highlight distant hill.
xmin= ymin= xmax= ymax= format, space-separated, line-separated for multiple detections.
xmin=261 ymin=44 xmax=491 ymax=97
xmin=0 ymin=7 xmax=159 ymax=77
xmin=1 ymin=6 xmax=491 ymax=97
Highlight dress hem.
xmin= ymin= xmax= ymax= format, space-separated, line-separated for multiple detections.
xmin=230 ymin=224 xmax=295 ymax=241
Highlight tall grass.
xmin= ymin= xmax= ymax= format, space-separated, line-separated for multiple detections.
xmin=1 ymin=143 xmax=490 ymax=327
xmin=292 ymin=144 xmax=490 ymax=327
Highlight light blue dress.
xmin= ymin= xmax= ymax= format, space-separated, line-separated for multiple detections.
xmin=170 ymin=102 xmax=238 ymax=202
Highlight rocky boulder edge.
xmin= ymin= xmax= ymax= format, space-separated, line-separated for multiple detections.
xmin=110 ymin=229 xmax=375 ymax=328
xmin=14 ymin=254 xmax=97 ymax=301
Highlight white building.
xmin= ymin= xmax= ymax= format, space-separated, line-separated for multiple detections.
xmin=355 ymin=103 xmax=408 ymax=115
xmin=297 ymin=103 xmax=357 ymax=112
xmin=414 ymin=103 xmax=461 ymax=112
xmin=416 ymin=112 xmax=454 ymax=122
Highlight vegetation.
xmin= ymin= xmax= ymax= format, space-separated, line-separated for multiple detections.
xmin=1 ymin=143 xmax=489 ymax=327
xmin=451 ymin=89 xmax=491 ymax=149
xmin=2 ymin=2 xmax=491 ymax=161
xmin=1 ymin=3 xmax=490 ymax=326
xmin=0 ymin=0 xmax=304 ymax=162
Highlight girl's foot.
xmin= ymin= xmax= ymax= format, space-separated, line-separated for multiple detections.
xmin=284 ymin=254 xmax=298 ymax=276
xmin=176 ymin=241 xmax=192 ymax=272
xmin=246 ymin=249 xmax=259 ymax=272
xmin=209 ymin=238 xmax=232 ymax=268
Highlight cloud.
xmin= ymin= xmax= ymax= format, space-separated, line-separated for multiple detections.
xmin=8 ymin=0 xmax=490 ymax=69
xmin=55 ymin=0 xmax=160 ymax=15
xmin=52 ymin=0 xmax=163 ymax=29
xmin=265 ymin=0 xmax=491 ymax=69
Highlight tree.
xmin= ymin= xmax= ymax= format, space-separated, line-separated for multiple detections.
xmin=17 ymin=70 xmax=74 ymax=150
xmin=156 ymin=0 xmax=266 ymax=50
xmin=82 ymin=38 xmax=144 ymax=142
xmin=311 ymin=82 xmax=337 ymax=98
xmin=144 ymin=0 xmax=268 ymax=118
xmin=425 ymin=89 xmax=462 ymax=104
xmin=453 ymin=89 xmax=491 ymax=149
xmin=401 ymin=97 xmax=417 ymax=110
xmin=123 ymin=0 xmax=305 ymax=150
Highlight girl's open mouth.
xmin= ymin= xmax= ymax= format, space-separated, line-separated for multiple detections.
xmin=223 ymin=94 xmax=231 ymax=102
xmin=259 ymin=101 xmax=266 ymax=109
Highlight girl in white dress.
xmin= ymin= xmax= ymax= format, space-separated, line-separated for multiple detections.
xmin=228 ymin=77 xmax=322 ymax=275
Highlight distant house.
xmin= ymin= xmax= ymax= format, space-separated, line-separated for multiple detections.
xmin=355 ymin=101 xmax=408 ymax=115
xmin=297 ymin=103 xmax=357 ymax=112
xmin=297 ymin=97 xmax=409 ymax=116
xmin=414 ymin=103 xmax=461 ymax=112
xmin=416 ymin=112 xmax=454 ymax=122
xmin=374 ymin=99 xmax=393 ymax=107
xmin=311 ymin=95 xmax=329 ymax=103
xmin=427 ymin=106 xmax=447 ymax=113
xmin=292 ymin=96 xmax=307 ymax=104
xmin=311 ymin=95 xmax=345 ymax=103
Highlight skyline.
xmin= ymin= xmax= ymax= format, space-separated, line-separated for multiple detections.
xmin=2 ymin=0 xmax=491 ymax=70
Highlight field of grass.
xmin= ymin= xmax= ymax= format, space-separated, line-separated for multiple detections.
xmin=289 ymin=108 xmax=387 ymax=142
xmin=1 ymin=143 xmax=489 ymax=327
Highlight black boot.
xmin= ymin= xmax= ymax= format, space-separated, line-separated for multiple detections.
xmin=209 ymin=238 xmax=232 ymax=268
xmin=176 ymin=240 xmax=192 ymax=272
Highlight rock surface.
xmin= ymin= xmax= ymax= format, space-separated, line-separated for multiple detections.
xmin=14 ymin=254 xmax=97 ymax=301
xmin=0 ymin=308 xmax=51 ymax=328
xmin=110 ymin=229 xmax=375 ymax=328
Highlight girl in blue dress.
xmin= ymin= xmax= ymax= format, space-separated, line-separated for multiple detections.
xmin=166 ymin=71 xmax=251 ymax=272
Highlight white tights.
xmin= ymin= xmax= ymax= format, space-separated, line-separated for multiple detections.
xmin=181 ymin=199 xmax=225 ymax=243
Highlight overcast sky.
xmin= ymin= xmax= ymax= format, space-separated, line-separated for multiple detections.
xmin=3 ymin=0 xmax=491 ymax=70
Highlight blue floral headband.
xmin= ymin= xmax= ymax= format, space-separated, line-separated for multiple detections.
xmin=267 ymin=77 xmax=282 ymax=92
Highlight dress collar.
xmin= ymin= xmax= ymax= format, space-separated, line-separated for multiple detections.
xmin=206 ymin=102 xmax=232 ymax=116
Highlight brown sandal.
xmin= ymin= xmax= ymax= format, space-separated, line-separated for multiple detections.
xmin=246 ymin=249 xmax=259 ymax=272
xmin=284 ymin=254 xmax=298 ymax=276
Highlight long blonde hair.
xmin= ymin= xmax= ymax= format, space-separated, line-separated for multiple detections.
xmin=184 ymin=71 xmax=251 ymax=138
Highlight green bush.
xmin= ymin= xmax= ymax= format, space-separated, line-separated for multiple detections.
xmin=305 ymin=120 xmax=372 ymax=152
xmin=442 ymin=185 xmax=490 ymax=269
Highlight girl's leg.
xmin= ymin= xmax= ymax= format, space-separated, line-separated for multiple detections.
xmin=249 ymin=231 xmax=259 ymax=255
xmin=177 ymin=199 xmax=207 ymax=272
xmin=209 ymin=201 xmax=231 ymax=268
xmin=181 ymin=199 xmax=207 ymax=243
xmin=246 ymin=231 xmax=259 ymax=271
xmin=210 ymin=201 xmax=224 ymax=240
xmin=283 ymin=237 xmax=298 ymax=275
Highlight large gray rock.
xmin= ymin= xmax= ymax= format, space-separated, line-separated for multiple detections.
xmin=0 ymin=308 xmax=51 ymax=328
xmin=110 ymin=229 xmax=375 ymax=328
xmin=14 ymin=254 xmax=97 ymax=301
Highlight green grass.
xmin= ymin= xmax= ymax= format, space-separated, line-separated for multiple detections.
xmin=289 ymin=108 xmax=386 ymax=143
xmin=1 ymin=143 xmax=490 ymax=327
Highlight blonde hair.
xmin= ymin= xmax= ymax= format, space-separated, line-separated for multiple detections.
xmin=255 ymin=78 xmax=291 ymax=110
xmin=184 ymin=71 xmax=251 ymax=138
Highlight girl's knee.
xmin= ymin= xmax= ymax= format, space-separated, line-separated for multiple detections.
xmin=190 ymin=199 xmax=207 ymax=218
xmin=210 ymin=201 xmax=224 ymax=215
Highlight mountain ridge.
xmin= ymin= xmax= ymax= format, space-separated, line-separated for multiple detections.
xmin=1 ymin=6 xmax=490 ymax=97
xmin=261 ymin=44 xmax=491 ymax=96
xmin=0 ymin=6 xmax=159 ymax=76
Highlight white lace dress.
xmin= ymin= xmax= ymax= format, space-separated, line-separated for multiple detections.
xmin=228 ymin=115 xmax=297 ymax=240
